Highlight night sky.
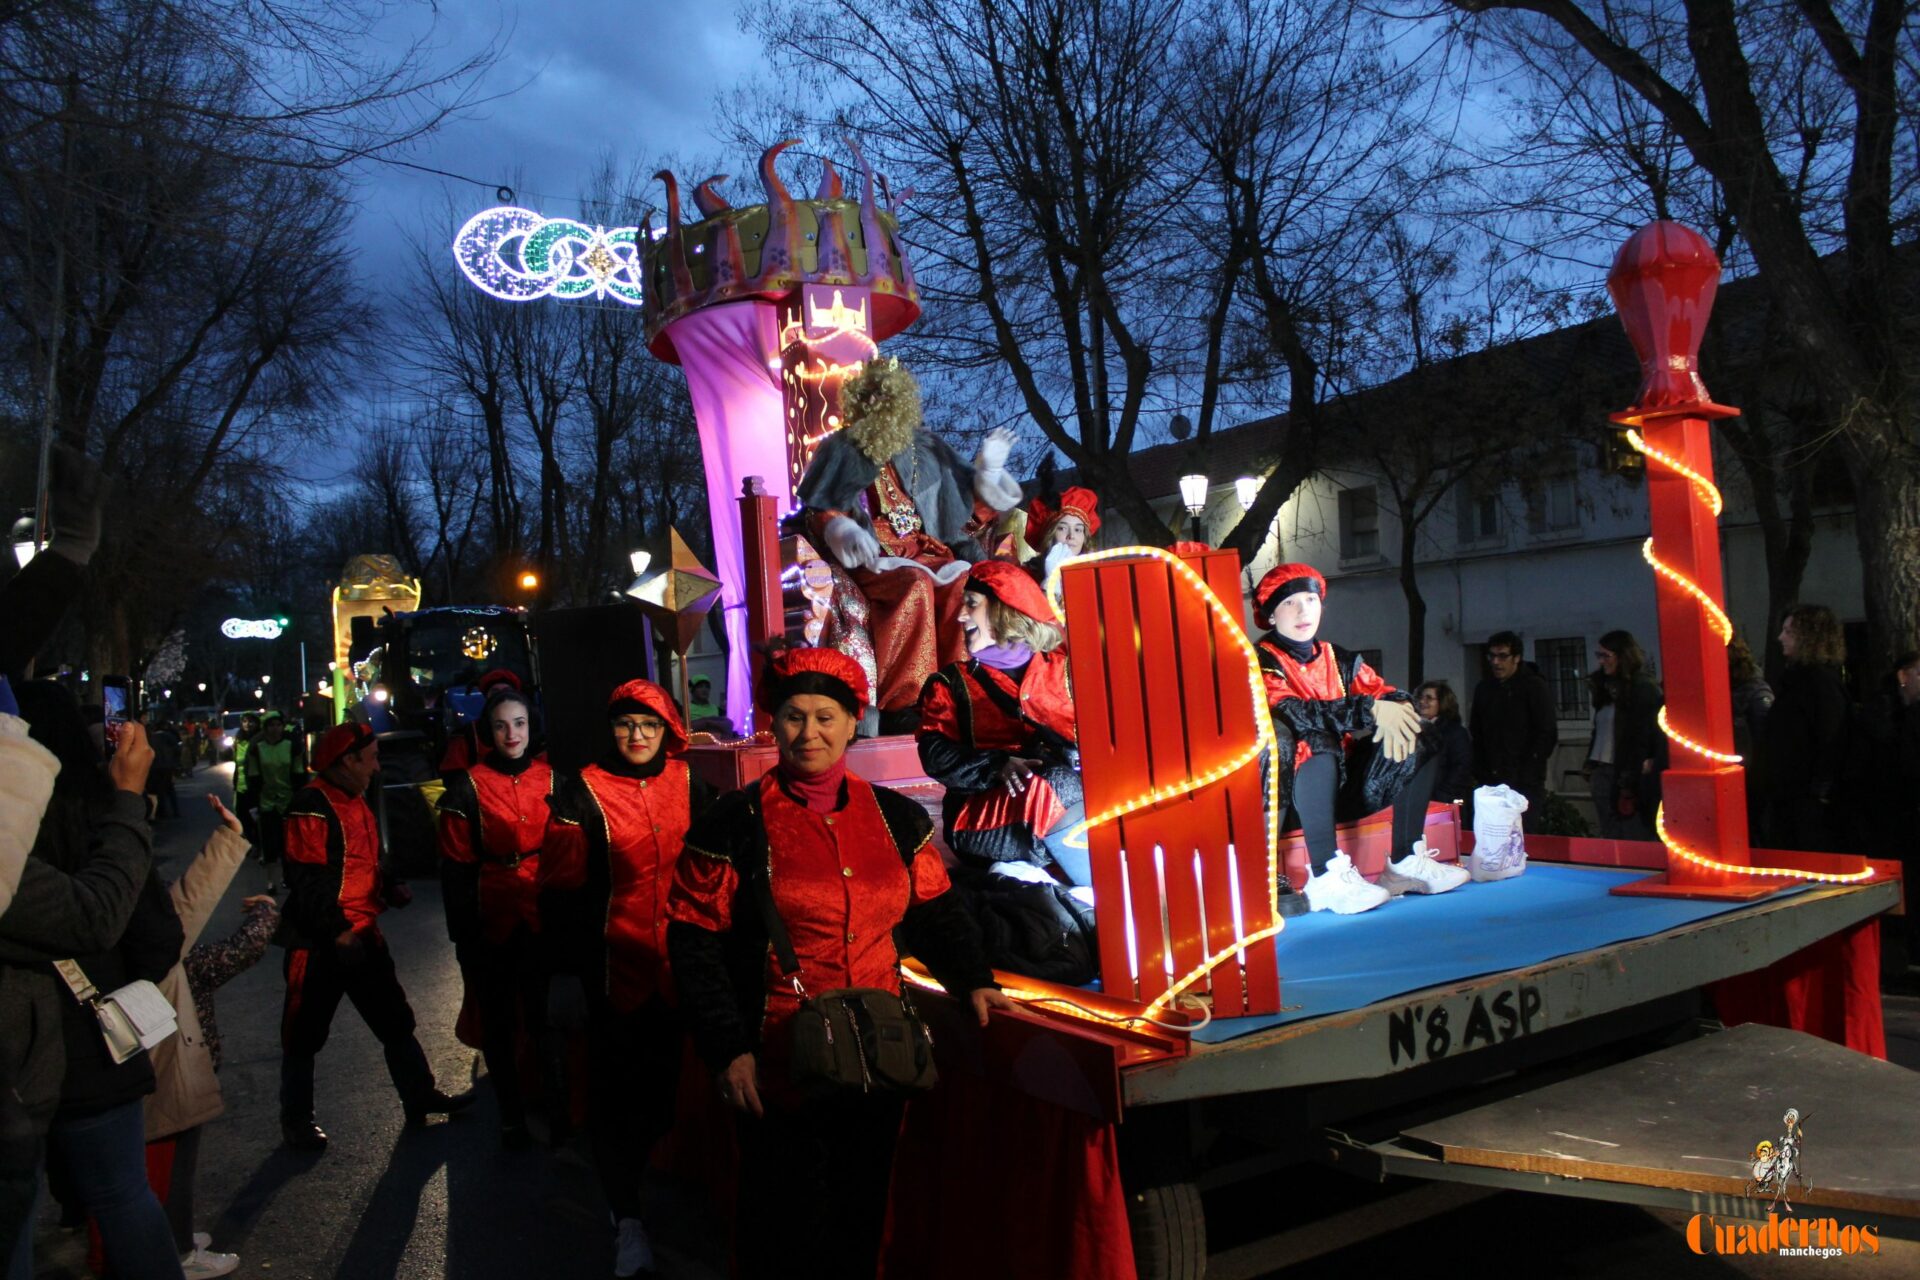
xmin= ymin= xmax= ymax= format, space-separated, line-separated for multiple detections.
xmin=310 ymin=0 xmax=766 ymax=483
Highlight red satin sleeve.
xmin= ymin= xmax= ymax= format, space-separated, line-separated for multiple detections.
xmin=284 ymin=812 xmax=329 ymax=866
xmin=917 ymin=673 xmax=963 ymax=741
xmin=907 ymin=844 xmax=951 ymax=907
xmin=438 ymin=806 xmax=476 ymax=865
xmin=539 ymin=814 xmax=589 ymax=893
xmin=1349 ymin=658 xmax=1394 ymax=698
xmin=667 ymin=847 xmax=739 ymax=932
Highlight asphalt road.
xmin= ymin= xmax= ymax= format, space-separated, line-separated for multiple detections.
xmin=22 ymin=765 xmax=1920 ymax=1278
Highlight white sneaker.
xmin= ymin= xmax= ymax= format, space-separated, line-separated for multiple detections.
xmin=1377 ymin=838 xmax=1471 ymax=896
xmin=180 ymin=1244 xmax=240 ymax=1280
xmin=1303 ymin=852 xmax=1390 ymax=915
xmin=613 ymin=1216 xmax=656 ymax=1277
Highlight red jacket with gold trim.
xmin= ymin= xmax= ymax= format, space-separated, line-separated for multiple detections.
xmin=539 ymin=756 xmax=715 ymax=1012
xmin=916 ymin=654 xmax=1079 ymax=859
xmin=437 ymin=753 xmax=554 ymax=947
xmin=665 ymin=772 xmax=996 ymax=1085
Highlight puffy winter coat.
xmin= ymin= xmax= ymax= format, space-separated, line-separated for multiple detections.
xmin=145 ymin=825 xmax=251 ymax=1141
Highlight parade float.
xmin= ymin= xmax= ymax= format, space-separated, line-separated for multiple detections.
xmin=452 ymin=147 xmax=1915 ymax=1276
xmin=691 ymin=196 xmax=1916 ymax=1277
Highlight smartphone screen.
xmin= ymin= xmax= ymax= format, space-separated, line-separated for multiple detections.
xmin=102 ymin=679 xmax=129 ymax=755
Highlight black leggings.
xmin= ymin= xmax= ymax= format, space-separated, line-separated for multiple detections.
xmin=1291 ymin=751 xmax=1440 ymax=876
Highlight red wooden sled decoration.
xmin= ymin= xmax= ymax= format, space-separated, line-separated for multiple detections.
xmin=1057 ymin=546 xmax=1285 ymax=1020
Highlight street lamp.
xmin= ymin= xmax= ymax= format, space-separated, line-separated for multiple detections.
xmin=1179 ymin=473 xmax=1210 ymax=545
xmin=518 ymin=570 xmax=540 ymax=592
xmin=252 ymin=689 xmax=263 ymax=700
xmin=1235 ymin=476 xmax=1260 ymax=511
xmin=11 ymin=513 xmax=36 ymax=568
xmin=196 ymin=682 xmax=206 ymax=692
xmin=260 ymin=674 xmax=271 ymax=685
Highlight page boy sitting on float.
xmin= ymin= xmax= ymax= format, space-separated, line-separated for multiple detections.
xmin=1254 ymin=563 xmax=1469 ymax=914
xmin=916 ymin=560 xmax=1088 ymax=888
xmin=796 ymin=358 xmax=1022 ymax=732
xmin=1021 ymin=484 xmax=1100 ymax=585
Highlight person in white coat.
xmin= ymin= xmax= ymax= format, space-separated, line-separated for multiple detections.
xmin=0 ymin=709 xmax=61 ymax=918
xmin=144 ymin=797 xmax=252 ymax=1280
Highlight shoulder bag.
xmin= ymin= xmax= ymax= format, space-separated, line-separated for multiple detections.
xmin=752 ymin=869 xmax=938 ymax=1098
xmin=53 ymin=959 xmax=178 ymax=1065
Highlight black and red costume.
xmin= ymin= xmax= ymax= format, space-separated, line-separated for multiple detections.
xmin=437 ymin=729 xmax=557 ymax=1138
xmin=538 ymin=680 xmax=714 ymax=1226
xmin=1253 ymin=564 xmax=1437 ymax=875
xmin=279 ymin=725 xmax=437 ymax=1129
xmin=916 ymin=561 xmax=1085 ymax=880
xmin=667 ymin=647 xmax=996 ymax=1279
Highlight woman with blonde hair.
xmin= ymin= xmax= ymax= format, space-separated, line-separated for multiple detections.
xmin=917 ymin=560 xmax=1086 ymax=884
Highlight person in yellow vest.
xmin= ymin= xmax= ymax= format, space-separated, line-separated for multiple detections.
xmin=244 ymin=712 xmax=306 ymax=893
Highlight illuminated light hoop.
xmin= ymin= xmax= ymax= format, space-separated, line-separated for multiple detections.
xmin=1656 ymin=706 xmax=1741 ymax=764
xmin=452 ymin=206 xmax=644 ymax=306
xmin=1627 ymin=425 xmax=1867 ymax=885
xmin=1654 ymin=804 xmax=1873 ymax=885
xmin=1044 ymin=545 xmax=1285 ymax=1022
xmin=222 ymin=617 xmax=284 ymax=639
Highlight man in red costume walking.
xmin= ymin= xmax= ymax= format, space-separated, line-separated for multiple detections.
xmin=279 ymin=723 xmax=474 ymax=1150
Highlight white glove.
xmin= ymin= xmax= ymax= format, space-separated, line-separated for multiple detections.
xmin=1371 ymin=698 xmax=1422 ymax=763
xmin=974 ymin=426 xmax=1016 ymax=473
xmin=1043 ymin=542 xmax=1073 ymax=578
xmin=822 ymin=515 xmax=881 ymax=572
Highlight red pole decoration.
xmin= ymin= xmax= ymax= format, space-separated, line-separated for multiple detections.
xmin=1606 ymin=223 xmax=1871 ymax=897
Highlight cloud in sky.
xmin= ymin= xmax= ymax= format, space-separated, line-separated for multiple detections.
xmin=302 ymin=0 xmax=767 ymax=483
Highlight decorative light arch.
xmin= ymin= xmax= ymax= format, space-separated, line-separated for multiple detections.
xmin=452 ymin=206 xmax=647 ymax=306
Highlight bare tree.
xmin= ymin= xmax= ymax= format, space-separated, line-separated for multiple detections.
xmin=1444 ymin=0 xmax=1920 ymax=672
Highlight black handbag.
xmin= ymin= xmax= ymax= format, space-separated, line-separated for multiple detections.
xmin=753 ymin=874 xmax=938 ymax=1097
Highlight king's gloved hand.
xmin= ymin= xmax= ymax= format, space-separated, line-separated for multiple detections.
xmin=1372 ymin=698 xmax=1422 ymax=763
xmin=823 ymin=515 xmax=882 ymax=572
xmin=974 ymin=426 xmax=1016 ymax=473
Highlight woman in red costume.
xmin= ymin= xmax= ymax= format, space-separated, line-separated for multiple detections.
xmin=917 ymin=560 xmax=1088 ymax=885
xmin=667 ymin=648 xmax=1010 ymax=1279
xmin=436 ymin=687 xmax=559 ymax=1150
xmin=1021 ymin=484 xmax=1100 ymax=585
xmin=1253 ymin=563 xmax=1468 ymax=915
xmin=538 ymin=680 xmax=715 ymax=1280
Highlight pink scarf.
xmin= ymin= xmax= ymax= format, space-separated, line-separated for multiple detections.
xmin=777 ymin=757 xmax=848 ymax=815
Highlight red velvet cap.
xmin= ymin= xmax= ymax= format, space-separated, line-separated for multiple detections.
xmin=1025 ymin=486 xmax=1101 ymax=550
xmin=1253 ymin=562 xmax=1327 ymax=628
xmin=965 ymin=558 xmax=1057 ymax=625
xmin=476 ymin=668 xmax=523 ymax=692
xmin=758 ymin=646 xmax=871 ymax=716
xmin=606 ymin=678 xmax=688 ymax=756
xmin=313 ymin=722 xmax=375 ymax=774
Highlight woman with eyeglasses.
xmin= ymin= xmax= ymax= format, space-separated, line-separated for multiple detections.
xmin=436 ymin=686 xmax=558 ymax=1151
xmin=538 ymin=680 xmax=716 ymax=1280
